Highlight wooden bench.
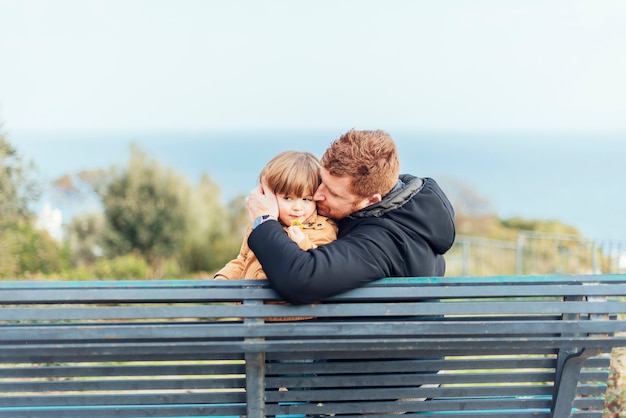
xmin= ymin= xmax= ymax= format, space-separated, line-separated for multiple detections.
xmin=1 ymin=275 xmax=626 ymax=417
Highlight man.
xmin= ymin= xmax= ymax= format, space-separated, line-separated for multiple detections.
xmin=246 ymin=129 xmax=456 ymax=304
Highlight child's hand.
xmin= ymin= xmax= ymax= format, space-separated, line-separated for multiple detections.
xmin=287 ymin=225 xmax=305 ymax=244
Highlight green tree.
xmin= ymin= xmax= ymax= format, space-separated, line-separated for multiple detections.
xmin=58 ymin=144 xmax=248 ymax=279
xmin=180 ymin=174 xmax=246 ymax=274
xmin=101 ymin=146 xmax=189 ymax=266
xmin=66 ymin=212 xmax=105 ymax=267
xmin=0 ymin=128 xmax=68 ymax=278
xmin=0 ymin=129 xmax=40 ymax=221
xmin=12 ymin=219 xmax=69 ymax=276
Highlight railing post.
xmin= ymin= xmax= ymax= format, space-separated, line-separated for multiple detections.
xmin=516 ymin=232 xmax=524 ymax=275
xmin=462 ymin=239 xmax=470 ymax=276
xmin=592 ymin=242 xmax=598 ymax=273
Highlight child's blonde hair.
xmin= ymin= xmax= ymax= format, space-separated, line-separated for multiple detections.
xmin=259 ymin=151 xmax=321 ymax=197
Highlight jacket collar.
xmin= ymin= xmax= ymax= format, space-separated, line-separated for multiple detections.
xmin=348 ymin=174 xmax=424 ymax=219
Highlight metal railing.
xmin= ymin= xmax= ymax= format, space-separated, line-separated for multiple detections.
xmin=446 ymin=231 xmax=626 ymax=277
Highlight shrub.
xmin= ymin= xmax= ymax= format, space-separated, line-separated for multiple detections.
xmin=91 ymin=254 xmax=150 ymax=280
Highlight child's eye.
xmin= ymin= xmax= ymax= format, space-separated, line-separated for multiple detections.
xmin=303 ymin=197 xmax=313 ymax=202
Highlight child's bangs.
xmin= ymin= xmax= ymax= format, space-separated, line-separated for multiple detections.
xmin=271 ymin=164 xmax=319 ymax=197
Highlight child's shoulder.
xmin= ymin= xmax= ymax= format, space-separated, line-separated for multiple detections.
xmin=304 ymin=213 xmax=337 ymax=232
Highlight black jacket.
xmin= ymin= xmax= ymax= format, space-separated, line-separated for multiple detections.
xmin=248 ymin=175 xmax=456 ymax=305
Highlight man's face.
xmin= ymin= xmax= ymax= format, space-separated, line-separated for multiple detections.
xmin=314 ymin=167 xmax=371 ymax=220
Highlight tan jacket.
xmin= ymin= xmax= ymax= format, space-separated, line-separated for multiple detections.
xmin=214 ymin=212 xmax=337 ymax=280
xmin=214 ymin=212 xmax=337 ymax=321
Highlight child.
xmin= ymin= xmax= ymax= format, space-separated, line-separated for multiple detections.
xmin=214 ymin=150 xmax=337 ymax=280
xmin=215 ymin=151 xmax=336 ymax=396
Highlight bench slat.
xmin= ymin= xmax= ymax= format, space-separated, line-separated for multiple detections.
xmin=2 ymin=275 xmax=625 ymax=417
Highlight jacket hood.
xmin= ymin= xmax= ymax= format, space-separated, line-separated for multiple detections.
xmin=347 ymin=174 xmax=456 ymax=255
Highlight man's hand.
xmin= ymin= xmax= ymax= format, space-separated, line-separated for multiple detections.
xmin=246 ymin=177 xmax=279 ymax=224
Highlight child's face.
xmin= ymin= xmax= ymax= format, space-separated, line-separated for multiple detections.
xmin=276 ymin=192 xmax=316 ymax=226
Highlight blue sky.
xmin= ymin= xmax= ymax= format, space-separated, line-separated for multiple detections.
xmin=1 ymin=0 xmax=625 ymax=135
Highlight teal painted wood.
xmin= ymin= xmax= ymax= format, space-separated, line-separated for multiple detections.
xmin=1 ymin=275 xmax=626 ymax=417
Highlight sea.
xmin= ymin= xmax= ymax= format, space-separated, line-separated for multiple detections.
xmin=12 ymin=129 xmax=626 ymax=242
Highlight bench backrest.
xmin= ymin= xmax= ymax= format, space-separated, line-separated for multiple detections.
xmin=1 ymin=275 xmax=626 ymax=417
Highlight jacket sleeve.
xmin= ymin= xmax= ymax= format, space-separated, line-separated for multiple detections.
xmin=248 ymin=220 xmax=391 ymax=304
xmin=297 ymin=236 xmax=314 ymax=251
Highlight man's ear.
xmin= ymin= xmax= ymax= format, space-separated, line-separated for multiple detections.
xmin=362 ymin=194 xmax=382 ymax=207
xmin=354 ymin=193 xmax=382 ymax=212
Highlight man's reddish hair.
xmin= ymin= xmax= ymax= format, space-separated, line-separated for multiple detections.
xmin=321 ymin=129 xmax=400 ymax=197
